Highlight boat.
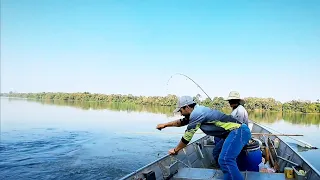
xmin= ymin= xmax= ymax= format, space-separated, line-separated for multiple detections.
xmin=119 ymin=122 xmax=320 ymax=180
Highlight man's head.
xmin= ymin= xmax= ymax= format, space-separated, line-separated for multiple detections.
xmin=173 ymin=96 xmax=197 ymax=116
xmin=225 ymin=91 xmax=245 ymax=109
xmin=228 ymin=99 xmax=241 ymax=108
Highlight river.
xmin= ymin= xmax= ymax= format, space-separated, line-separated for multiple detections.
xmin=1 ymin=98 xmax=319 ymax=180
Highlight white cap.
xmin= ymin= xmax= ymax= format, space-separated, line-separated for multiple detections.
xmin=173 ymin=96 xmax=196 ymax=113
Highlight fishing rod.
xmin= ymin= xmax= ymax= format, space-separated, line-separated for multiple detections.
xmin=167 ymin=73 xmax=318 ymax=150
xmin=167 ymin=73 xmax=213 ymax=101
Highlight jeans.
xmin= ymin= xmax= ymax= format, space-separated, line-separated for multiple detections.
xmin=212 ymin=137 xmax=224 ymax=162
xmin=218 ymin=124 xmax=251 ymax=180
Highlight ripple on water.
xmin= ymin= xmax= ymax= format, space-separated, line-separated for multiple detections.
xmin=0 ymin=130 xmax=96 ymax=180
xmin=0 ymin=128 xmax=180 ymax=180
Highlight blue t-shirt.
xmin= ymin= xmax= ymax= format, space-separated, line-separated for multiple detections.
xmin=181 ymin=105 xmax=241 ymax=144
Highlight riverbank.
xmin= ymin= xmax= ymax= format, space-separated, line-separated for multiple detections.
xmin=1 ymin=92 xmax=320 ymax=114
xmin=2 ymin=97 xmax=320 ymax=125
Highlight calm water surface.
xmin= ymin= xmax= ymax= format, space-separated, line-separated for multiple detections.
xmin=1 ymin=98 xmax=320 ymax=180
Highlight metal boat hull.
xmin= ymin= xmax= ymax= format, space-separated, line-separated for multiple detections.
xmin=120 ymin=123 xmax=320 ymax=180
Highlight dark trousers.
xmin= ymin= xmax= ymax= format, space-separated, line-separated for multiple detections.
xmin=212 ymin=137 xmax=224 ymax=162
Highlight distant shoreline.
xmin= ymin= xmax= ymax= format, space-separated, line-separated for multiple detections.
xmin=1 ymin=92 xmax=319 ymax=114
xmin=2 ymin=96 xmax=319 ymax=115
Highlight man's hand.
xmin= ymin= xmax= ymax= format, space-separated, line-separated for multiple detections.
xmin=168 ymin=148 xmax=178 ymax=155
xmin=156 ymin=123 xmax=166 ymax=130
xmin=169 ymin=140 xmax=187 ymax=155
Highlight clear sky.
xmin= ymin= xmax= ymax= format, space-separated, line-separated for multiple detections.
xmin=1 ymin=0 xmax=319 ymax=102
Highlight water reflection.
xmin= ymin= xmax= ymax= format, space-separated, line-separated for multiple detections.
xmin=248 ymin=112 xmax=283 ymax=124
xmin=7 ymin=98 xmax=175 ymax=117
xmin=282 ymin=113 xmax=320 ymax=125
xmin=6 ymin=98 xmax=320 ymax=125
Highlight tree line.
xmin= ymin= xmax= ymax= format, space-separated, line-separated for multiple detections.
xmin=5 ymin=97 xmax=320 ymax=125
xmin=1 ymin=92 xmax=320 ymax=113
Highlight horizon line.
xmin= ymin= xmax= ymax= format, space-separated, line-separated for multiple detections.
xmin=1 ymin=91 xmax=319 ymax=103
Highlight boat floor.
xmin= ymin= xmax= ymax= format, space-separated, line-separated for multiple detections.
xmin=173 ymin=168 xmax=285 ymax=180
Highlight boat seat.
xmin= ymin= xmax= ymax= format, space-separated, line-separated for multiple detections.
xmin=173 ymin=168 xmax=285 ymax=180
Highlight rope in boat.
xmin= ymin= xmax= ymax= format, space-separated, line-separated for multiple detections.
xmin=167 ymin=73 xmax=318 ymax=149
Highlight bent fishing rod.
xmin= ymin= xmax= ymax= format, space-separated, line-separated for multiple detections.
xmin=167 ymin=73 xmax=212 ymax=101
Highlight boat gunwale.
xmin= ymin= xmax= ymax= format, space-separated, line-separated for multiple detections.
xmin=119 ymin=135 xmax=208 ymax=180
xmin=119 ymin=155 xmax=168 ymax=180
xmin=253 ymin=122 xmax=320 ymax=177
xmin=120 ymin=122 xmax=320 ymax=179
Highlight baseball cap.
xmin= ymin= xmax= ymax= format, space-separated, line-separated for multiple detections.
xmin=173 ymin=96 xmax=196 ymax=113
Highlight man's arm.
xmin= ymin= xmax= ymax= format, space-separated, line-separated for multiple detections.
xmin=156 ymin=117 xmax=189 ymax=130
xmin=165 ymin=119 xmax=183 ymax=127
xmin=170 ymin=111 xmax=204 ymax=155
xmin=170 ymin=123 xmax=201 ymax=154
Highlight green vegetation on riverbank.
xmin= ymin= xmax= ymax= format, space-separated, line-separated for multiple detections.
xmin=4 ymin=98 xmax=320 ymax=125
xmin=1 ymin=92 xmax=320 ymax=113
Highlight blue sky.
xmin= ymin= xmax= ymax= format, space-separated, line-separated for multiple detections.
xmin=1 ymin=0 xmax=319 ymax=102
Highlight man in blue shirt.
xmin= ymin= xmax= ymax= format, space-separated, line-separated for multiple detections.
xmin=156 ymin=96 xmax=251 ymax=180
